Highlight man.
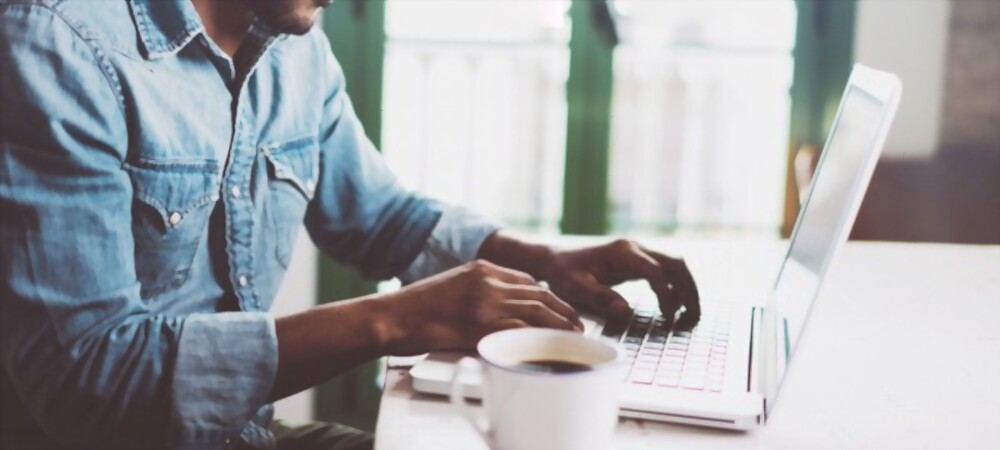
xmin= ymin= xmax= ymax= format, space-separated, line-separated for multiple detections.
xmin=0 ymin=0 xmax=700 ymax=448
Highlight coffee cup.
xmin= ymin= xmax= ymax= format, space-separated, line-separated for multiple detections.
xmin=449 ymin=328 xmax=624 ymax=450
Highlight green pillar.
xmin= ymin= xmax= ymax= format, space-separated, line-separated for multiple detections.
xmin=560 ymin=0 xmax=618 ymax=235
xmin=314 ymin=0 xmax=386 ymax=431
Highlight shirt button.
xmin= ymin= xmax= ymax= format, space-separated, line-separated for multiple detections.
xmin=231 ymin=186 xmax=241 ymax=198
xmin=168 ymin=212 xmax=183 ymax=226
xmin=238 ymin=275 xmax=248 ymax=287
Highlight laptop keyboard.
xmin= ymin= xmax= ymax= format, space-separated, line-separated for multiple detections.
xmin=602 ymin=303 xmax=733 ymax=392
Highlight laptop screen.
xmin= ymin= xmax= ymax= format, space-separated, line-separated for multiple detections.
xmin=763 ymin=66 xmax=900 ymax=410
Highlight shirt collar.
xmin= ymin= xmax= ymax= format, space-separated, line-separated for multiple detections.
xmin=127 ymin=0 xmax=286 ymax=61
xmin=127 ymin=0 xmax=205 ymax=59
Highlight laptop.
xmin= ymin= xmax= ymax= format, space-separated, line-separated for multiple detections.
xmin=409 ymin=64 xmax=902 ymax=430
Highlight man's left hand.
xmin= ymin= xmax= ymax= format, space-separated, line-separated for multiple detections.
xmin=480 ymin=233 xmax=701 ymax=330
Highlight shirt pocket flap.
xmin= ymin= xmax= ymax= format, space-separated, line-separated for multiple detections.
xmin=122 ymin=160 xmax=221 ymax=231
xmin=262 ymin=137 xmax=319 ymax=200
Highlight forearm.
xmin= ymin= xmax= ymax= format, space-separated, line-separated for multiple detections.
xmin=269 ymin=295 xmax=401 ymax=401
xmin=477 ymin=230 xmax=556 ymax=280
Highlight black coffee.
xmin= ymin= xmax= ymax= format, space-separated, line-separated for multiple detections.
xmin=512 ymin=359 xmax=592 ymax=374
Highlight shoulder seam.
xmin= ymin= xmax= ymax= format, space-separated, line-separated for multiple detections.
xmin=3 ymin=2 xmax=128 ymax=120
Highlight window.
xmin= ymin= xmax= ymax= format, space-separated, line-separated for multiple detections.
xmin=608 ymin=0 xmax=797 ymax=235
xmin=382 ymin=0 xmax=571 ymax=232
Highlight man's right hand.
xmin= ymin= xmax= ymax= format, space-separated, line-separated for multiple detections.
xmin=381 ymin=260 xmax=583 ymax=355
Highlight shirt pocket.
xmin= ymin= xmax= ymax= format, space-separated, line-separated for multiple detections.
xmin=263 ymin=137 xmax=319 ymax=268
xmin=122 ymin=159 xmax=221 ymax=298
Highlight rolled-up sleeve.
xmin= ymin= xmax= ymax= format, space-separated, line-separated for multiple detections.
xmin=304 ymin=32 xmax=443 ymax=280
xmin=398 ymin=206 xmax=503 ymax=284
xmin=0 ymin=6 xmax=276 ymax=449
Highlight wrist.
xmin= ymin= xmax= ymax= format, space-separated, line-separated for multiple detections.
xmin=477 ymin=230 xmax=558 ymax=281
xmin=368 ymin=292 xmax=411 ymax=354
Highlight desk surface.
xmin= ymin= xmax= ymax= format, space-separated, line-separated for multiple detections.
xmin=374 ymin=238 xmax=1000 ymax=449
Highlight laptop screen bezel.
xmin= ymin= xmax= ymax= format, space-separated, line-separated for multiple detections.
xmin=755 ymin=64 xmax=902 ymax=416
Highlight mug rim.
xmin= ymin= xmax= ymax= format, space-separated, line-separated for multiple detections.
xmin=476 ymin=328 xmax=622 ymax=377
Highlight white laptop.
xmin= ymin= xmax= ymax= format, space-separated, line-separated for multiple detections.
xmin=409 ymin=64 xmax=902 ymax=430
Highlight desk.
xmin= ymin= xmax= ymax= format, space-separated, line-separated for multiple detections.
xmin=374 ymin=238 xmax=1000 ymax=449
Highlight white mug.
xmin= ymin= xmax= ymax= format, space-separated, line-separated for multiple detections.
xmin=449 ymin=328 xmax=625 ymax=450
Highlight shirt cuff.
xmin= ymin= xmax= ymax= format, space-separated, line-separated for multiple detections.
xmin=169 ymin=312 xmax=278 ymax=446
xmin=397 ymin=206 xmax=503 ymax=284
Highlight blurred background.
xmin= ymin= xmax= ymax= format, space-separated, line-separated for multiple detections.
xmin=270 ymin=0 xmax=1000 ymax=430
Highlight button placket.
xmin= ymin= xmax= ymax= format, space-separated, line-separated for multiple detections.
xmin=222 ymin=111 xmax=258 ymax=311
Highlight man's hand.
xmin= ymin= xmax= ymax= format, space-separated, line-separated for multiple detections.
xmin=479 ymin=232 xmax=701 ymax=331
xmin=382 ymin=260 xmax=583 ymax=355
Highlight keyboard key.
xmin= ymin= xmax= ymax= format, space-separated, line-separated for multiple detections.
xmin=656 ymin=369 xmax=682 ymax=379
xmin=666 ymin=344 xmax=688 ymax=353
xmin=688 ymin=352 xmax=709 ymax=361
xmin=681 ymin=378 xmax=706 ymax=390
xmin=658 ymin=365 xmax=683 ymax=374
xmin=683 ymin=363 xmax=708 ymax=373
xmin=647 ymin=335 xmax=668 ymax=344
xmin=626 ymin=325 xmax=647 ymax=336
xmin=657 ymin=361 xmax=683 ymax=372
xmin=642 ymin=342 xmax=665 ymax=351
xmin=601 ymin=315 xmax=631 ymax=338
xmin=664 ymin=349 xmax=686 ymax=358
xmin=669 ymin=337 xmax=690 ymax=346
xmin=659 ymin=358 xmax=683 ymax=368
xmin=662 ymin=357 xmax=684 ymax=368
xmin=637 ymin=354 xmax=659 ymax=364
xmin=630 ymin=369 xmax=655 ymax=384
xmin=655 ymin=376 xmax=681 ymax=387
xmin=689 ymin=348 xmax=711 ymax=358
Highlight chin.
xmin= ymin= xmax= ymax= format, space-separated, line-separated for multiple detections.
xmin=266 ymin=10 xmax=319 ymax=35
xmin=280 ymin=15 xmax=318 ymax=35
xmin=249 ymin=1 xmax=322 ymax=35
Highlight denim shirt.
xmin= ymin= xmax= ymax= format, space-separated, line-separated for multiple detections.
xmin=0 ymin=0 xmax=499 ymax=448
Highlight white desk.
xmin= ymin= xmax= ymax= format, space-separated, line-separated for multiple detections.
xmin=374 ymin=238 xmax=1000 ymax=449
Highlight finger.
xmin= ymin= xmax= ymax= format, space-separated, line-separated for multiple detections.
xmin=642 ymin=248 xmax=701 ymax=322
xmin=611 ymin=244 xmax=676 ymax=313
xmin=472 ymin=260 xmax=537 ymax=286
xmin=501 ymin=284 xmax=583 ymax=330
xmin=489 ymin=318 xmax=530 ymax=333
xmin=500 ymin=300 xmax=579 ymax=331
xmin=578 ymin=280 xmax=631 ymax=319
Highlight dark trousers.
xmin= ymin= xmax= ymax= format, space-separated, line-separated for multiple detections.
xmin=238 ymin=420 xmax=374 ymax=450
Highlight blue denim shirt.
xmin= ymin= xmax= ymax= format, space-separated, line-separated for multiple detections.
xmin=0 ymin=0 xmax=499 ymax=448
